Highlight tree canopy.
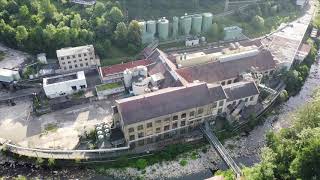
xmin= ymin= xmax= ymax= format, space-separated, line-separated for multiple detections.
xmin=0 ymin=0 xmax=142 ymax=61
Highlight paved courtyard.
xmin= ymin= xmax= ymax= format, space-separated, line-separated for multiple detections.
xmin=0 ymin=99 xmax=113 ymax=149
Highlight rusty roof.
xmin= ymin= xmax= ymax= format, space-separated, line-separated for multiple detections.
xmin=176 ymin=50 xmax=275 ymax=84
xmin=116 ymin=83 xmax=226 ymax=125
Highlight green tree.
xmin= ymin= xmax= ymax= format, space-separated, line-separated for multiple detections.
xmin=47 ymin=158 xmax=55 ymax=167
xmin=114 ymin=22 xmax=128 ymax=47
xmin=107 ymin=6 xmax=124 ymax=30
xmin=127 ymin=20 xmax=142 ymax=51
xmin=19 ymin=5 xmax=29 ymax=19
xmin=136 ymin=158 xmax=147 ymax=170
xmin=15 ymin=25 xmax=29 ymax=44
xmin=70 ymin=14 xmax=82 ymax=29
xmin=252 ymin=15 xmax=265 ymax=30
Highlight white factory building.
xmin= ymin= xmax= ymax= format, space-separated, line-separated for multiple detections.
xmin=43 ymin=71 xmax=87 ymax=98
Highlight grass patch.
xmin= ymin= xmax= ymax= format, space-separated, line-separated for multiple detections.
xmin=96 ymin=82 xmax=123 ymax=92
xmin=44 ymin=123 xmax=58 ymax=133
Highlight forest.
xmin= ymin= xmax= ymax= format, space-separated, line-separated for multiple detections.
xmin=0 ymin=0 xmax=142 ymax=65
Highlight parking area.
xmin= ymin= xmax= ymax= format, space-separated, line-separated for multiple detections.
xmin=0 ymin=98 xmax=114 ymax=149
xmin=0 ymin=98 xmax=32 ymax=142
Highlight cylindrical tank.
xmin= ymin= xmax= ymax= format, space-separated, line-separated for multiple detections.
xmin=97 ymin=131 xmax=103 ymax=135
xmin=96 ymin=126 xmax=102 ymax=131
xmin=138 ymin=21 xmax=146 ymax=34
xmin=172 ymin=16 xmax=179 ymax=37
xmin=132 ymin=77 xmax=150 ymax=95
xmin=98 ymin=135 xmax=104 ymax=140
xmin=180 ymin=14 xmax=192 ymax=35
xmin=192 ymin=14 xmax=202 ymax=35
xmin=147 ymin=20 xmax=156 ymax=36
xmin=157 ymin=17 xmax=169 ymax=40
xmin=137 ymin=66 xmax=148 ymax=77
xmin=202 ymin=13 xmax=213 ymax=33
xmin=123 ymin=69 xmax=133 ymax=88
xmin=104 ymin=128 xmax=110 ymax=133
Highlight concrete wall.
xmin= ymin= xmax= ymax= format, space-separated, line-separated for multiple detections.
xmin=44 ymin=78 xmax=87 ymax=98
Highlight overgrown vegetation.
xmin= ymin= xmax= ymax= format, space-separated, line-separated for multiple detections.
xmin=280 ymin=38 xmax=318 ymax=96
xmin=206 ymin=0 xmax=299 ymax=41
xmin=0 ymin=0 xmax=142 ymax=65
xmin=93 ymin=142 xmax=204 ymax=173
xmin=241 ymin=90 xmax=320 ymax=179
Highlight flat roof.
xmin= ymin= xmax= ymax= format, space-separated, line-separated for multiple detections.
xmin=56 ymin=45 xmax=93 ymax=57
xmin=44 ymin=71 xmax=85 ymax=85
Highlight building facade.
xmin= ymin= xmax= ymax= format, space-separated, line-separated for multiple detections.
xmin=56 ymin=45 xmax=100 ymax=72
xmin=43 ymin=71 xmax=87 ymax=98
xmin=114 ymin=81 xmax=260 ymax=147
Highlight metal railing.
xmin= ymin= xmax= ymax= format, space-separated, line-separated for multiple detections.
xmin=200 ymin=122 xmax=242 ymax=177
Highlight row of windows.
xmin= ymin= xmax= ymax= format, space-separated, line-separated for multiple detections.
xmin=231 ymin=96 xmax=255 ymax=106
xmin=61 ymin=57 xmax=93 ymax=64
xmin=129 ymin=119 xmax=202 ymax=141
xmin=128 ymin=102 xmax=224 ymax=134
xmin=63 ymin=63 xmax=89 ymax=70
xmin=60 ymin=52 xmax=93 ymax=60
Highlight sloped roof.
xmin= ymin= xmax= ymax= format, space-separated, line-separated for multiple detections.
xmin=176 ymin=50 xmax=275 ymax=84
xmin=116 ymin=83 xmax=226 ymax=125
xmin=224 ymin=81 xmax=260 ymax=102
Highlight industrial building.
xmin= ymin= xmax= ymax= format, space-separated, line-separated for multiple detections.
xmin=98 ymin=59 xmax=152 ymax=83
xmin=56 ymin=45 xmax=100 ymax=72
xmin=114 ymin=80 xmax=260 ymax=147
xmin=43 ymin=71 xmax=87 ymax=98
xmin=224 ymin=26 xmax=243 ymax=41
xmin=108 ymin=40 xmax=274 ymax=147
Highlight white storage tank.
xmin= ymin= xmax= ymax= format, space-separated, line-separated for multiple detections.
xmin=157 ymin=17 xmax=169 ymax=40
xmin=180 ymin=14 xmax=192 ymax=35
xmin=192 ymin=14 xmax=202 ymax=35
xmin=172 ymin=16 xmax=179 ymax=37
xmin=147 ymin=20 xmax=156 ymax=36
xmin=137 ymin=66 xmax=148 ymax=77
xmin=202 ymin=13 xmax=213 ymax=33
xmin=123 ymin=69 xmax=133 ymax=88
xmin=132 ymin=77 xmax=150 ymax=95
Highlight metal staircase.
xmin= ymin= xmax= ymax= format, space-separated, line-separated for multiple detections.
xmin=200 ymin=121 xmax=242 ymax=177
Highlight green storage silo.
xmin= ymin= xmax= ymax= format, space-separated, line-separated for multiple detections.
xmin=157 ymin=17 xmax=169 ymax=40
xmin=202 ymin=13 xmax=213 ymax=33
xmin=180 ymin=14 xmax=192 ymax=35
xmin=192 ymin=14 xmax=202 ymax=35
xmin=172 ymin=16 xmax=179 ymax=38
xmin=147 ymin=20 xmax=156 ymax=36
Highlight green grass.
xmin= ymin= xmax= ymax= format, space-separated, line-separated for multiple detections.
xmin=44 ymin=123 xmax=58 ymax=133
xmin=100 ymin=46 xmax=141 ymax=66
xmin=96 ymin=82 xmax=123 ymax=91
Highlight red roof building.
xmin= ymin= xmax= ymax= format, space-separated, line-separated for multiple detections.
xmin=99 ymin=59 xmax=152 ymax=83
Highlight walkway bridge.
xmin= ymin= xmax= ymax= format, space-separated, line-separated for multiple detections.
xmin=200 ymin=121 xmax=242 ymax=177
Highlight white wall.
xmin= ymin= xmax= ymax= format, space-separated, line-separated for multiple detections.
xmin=43 ymin=78 xmax=87 ymax=98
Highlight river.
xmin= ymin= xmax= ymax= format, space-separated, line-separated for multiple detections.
xmin=1 ymin=63 xmax=320 ymax=179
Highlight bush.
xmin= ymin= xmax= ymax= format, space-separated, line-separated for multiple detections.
xmin=36 ymin=157 xmax=44 ymax=165
xmin=47 ymin=158 xmax=55 ymax=167
xmin=179 ymin=159 xmax=188 ymax=166
xmin=136 ymin=158 xmax=147 ymax=170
